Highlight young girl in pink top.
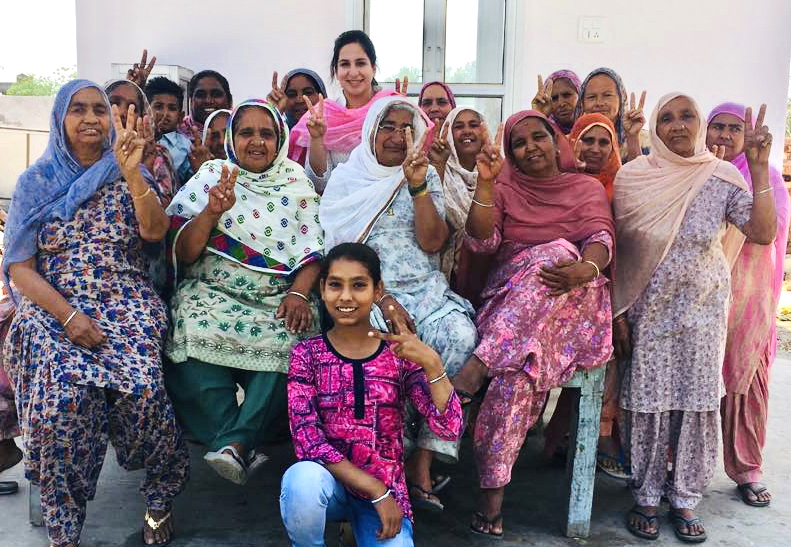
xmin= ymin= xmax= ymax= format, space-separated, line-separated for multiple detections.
xmin=280 ymin=243 xmax=462 ymax=547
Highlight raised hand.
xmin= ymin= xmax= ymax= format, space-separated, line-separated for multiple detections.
xmin=112 ymin=103 xmax=147 ymax=181
xmin=710 ymin=144 xmax=726 ymax=160
xmin=475 ymin=122 xmax=504 ymax=181
xmin=188 ymin=126 xmax=214 ymax=171
xmin=623 ymin=91 xmax=646 ymax=136
xmin=304 ymin=93 xmax=327 ymax=139
xmin=395 ymin=76 xmax=409 ymax=96
xmin=531 ymin=74 xmax=553 ymax=116
xmin=266 ymin=71 xmax=288 ymax=113
xmin=743 ymin=104 xmax=772 ymax=166
xmin=126 ymin=48 xmax=156 ymax=88
xmin=368 ymin=314 xmax=441 ymax=369
xmin=428 ymin=121 xmax=451 ymax=167
xmin=572 ymin=138 xmax=587 ymax=170
xmin=205 ymin=164 xmax=238 ymax=217
xmin=402 ymin=127 xmax=430 ymax=187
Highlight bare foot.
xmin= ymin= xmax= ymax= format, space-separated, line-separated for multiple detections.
xmin=143 ymin=507 xmax=174 ymax=546
xmin=471 ymin=487 xmax=504 ymax=536
xmin=452 ymin=356 xmax=488 ymax=404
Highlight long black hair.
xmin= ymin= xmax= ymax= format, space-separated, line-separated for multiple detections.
xmin=330 ymin=30 xmax=379 ymax=88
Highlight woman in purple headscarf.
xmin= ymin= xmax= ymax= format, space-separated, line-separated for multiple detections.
xmin=531 ymin=69 xmax=581 ymax=135
xmin=706 ymin=102 xmax=790 ymax=508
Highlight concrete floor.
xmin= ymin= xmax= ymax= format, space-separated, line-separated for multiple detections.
xmin=2 ymin=358 xmax=791 ymax=547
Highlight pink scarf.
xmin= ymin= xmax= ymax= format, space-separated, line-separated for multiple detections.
xmin=709 ymin=102 xmax=791 ymax=393
xmin=288 ymin=89 xmax=399 ymax=162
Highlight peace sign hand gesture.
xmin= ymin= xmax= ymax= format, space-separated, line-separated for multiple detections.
xmin=395 ymin=76 xmax=409 ymax=96
xmin=304 ymin=93 xmax=327 ymax=140
xmin=428 ymin=121 xmax=451 ymax=167
xmin=112 ymin=103 xmax=147 ymax=181
xmin=205 ymin=164 xmax=238 ymax=217
xmin=743 ymin=104 xmax=772 ymax=167
xmin=402 ymin=127 xmax=430 ymax=187
xmin=368 ymin=315 xmax=441 ymax=369
xmin=126 ymin=49 xmax=156 ymax=88
xmin=531 ymin=75 xmax=553 ymax=116
xmin=266 ymin=71 xmax=288 ymax=113
xmin=188 ymin=126 xmax=214 ymax=172
xmin=623 ymin=91 xmax=646 ymax=136
xmin=475 ymin=122 xmax=504 ymax=182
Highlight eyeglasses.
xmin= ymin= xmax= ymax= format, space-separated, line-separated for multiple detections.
xmin=377 ymin=123 xmax=414 ymax=136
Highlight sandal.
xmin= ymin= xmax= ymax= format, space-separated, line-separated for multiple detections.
xmin=470 ymin=511 xmax=504 ymax=539
xmin=204 ymin=445 xmax=247 ymax=485
xmin=142 ymin=509 xmax=173 ymax=546
xmin=597 ymin=449 xmax=632 ymax=481
xmin=737 ymin=482 xmax=771 ymax=507
xmin=626 ymin=507 xmax=659 ymax=540
xmin=0 ymin=481 xmax=18 ymax=496
xmin=431 ymin=474 xmax=451 ymax=494
xmin=669 ymin=509 xmax=707 ymax=543
xmin=0 ymin=444 xmax=22 ymax=473
xmin=245 ymin=449 xmax=269 ymax=482
xmin=408 ymin=482 xmax=444 ymax=512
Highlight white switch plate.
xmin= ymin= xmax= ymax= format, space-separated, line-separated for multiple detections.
xmin=578 ymin=16 xmax=606 ymax=43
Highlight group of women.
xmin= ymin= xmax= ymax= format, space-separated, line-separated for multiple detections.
xmin=0 ymin=27 xmax=787 ymax=547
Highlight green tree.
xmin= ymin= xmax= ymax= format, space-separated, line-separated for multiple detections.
xmin=382 ymin=65 xmax=421 ymax=83
xmin=445 ymin=61 xmax=477 ymax=83
xmin=5 ymin=67 xmax=77 ymax=96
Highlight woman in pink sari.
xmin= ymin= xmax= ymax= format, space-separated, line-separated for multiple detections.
xmin=707 ymin=102 xmax=790 ymax=508
xmin=288 ymin=30 xmax=399 ymax=193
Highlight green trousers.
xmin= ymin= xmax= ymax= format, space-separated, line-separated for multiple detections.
xmin=164 ymin=358 xmax=287 ymax=452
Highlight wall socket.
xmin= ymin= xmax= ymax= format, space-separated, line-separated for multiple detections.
xmin=578 ymin=16 xmax=605 ymax=43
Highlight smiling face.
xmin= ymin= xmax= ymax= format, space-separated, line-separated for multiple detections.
xmin=191 ymin=76 xmax=231 ymax=125
xmin=656 ymin=96 xmax=700 ymax=158
xmin=320 ymin=257 xmax=384 ymax=328
xmin=232 ymin=107 xmax=279 ymax=172
xmin=582 ymin=74 xmax=620 ymax=124
xmin=285 ymin=74 xmax=320 ymax=122
xmin=706 ymin=113 xmax=745 ymax=161
xmin=206 ymin=112 xmax=230 ymax=159
xmin=374 ymin=108 xmax=414 ymax=167
xmin=64 ymin=87 xmax=110 ymax=161
xmin=578 ymin=125 xmax=613 ymax=175
xmin=509 ymin=117 xmax=559 ymax=177
xmin=550 ymin=78 xmax=579 ymax=127
xmin=335 ymin=42 xmax=376 ymax=101
xmin=452 ymin=109 xmax=484 ymax=159
xmin=420 ymin=84 xmax=454 ymax=128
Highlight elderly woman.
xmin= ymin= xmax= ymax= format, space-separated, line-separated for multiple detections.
xmin=706 ymin=102 xmax=790 ymax=508
xmin=2 ymin=79 xmax=188 ymax=547
xmin=613 ymin=93 xmax=776 ymax=542
xmin=452 ymin=110 xmax=614 ymax=537
xmin=574 ymin=67 xmax=646 ymax=162
xmin=165 ymin=99 xmax=324 ymax=486
xmin=289 ymin=30 xmax=399 ymax=192
xmin=202 ymin=108 xmax=232 ymax=160
xmin=531 ymin=69 xmax=581 ymax=135
xmin=319 ymin=96 xmax=477 ymax=511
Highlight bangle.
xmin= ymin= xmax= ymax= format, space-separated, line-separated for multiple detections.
xmin=428 ymin=370 xmax=448 ymax=384
xmin=377 ymin=293 xmax=393 ymax=305
xmin=131 ymin=186 xmax=153 ymax=201
xmin=371 ymin=489 xmax=391 ymax=505
xmin=412 ymin=189 xmax=430 ymax=199
xmin=62 ymin=309 xmax=78 ymax=328
xmin=408 ymin=181 xmax=428 ymax=197
xmin=583 ymin=260 xmax=600 ymax=278
xmin=287 ymin=290 xmax=310 ymax=303
xmin=756 ymin=187 xmax=773 ymax=196
xmin=472 ymin=198 xmax=494 ymax=208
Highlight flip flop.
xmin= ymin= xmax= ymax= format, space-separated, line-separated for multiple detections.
xmin=408 ymin=483 xmax=444 ymax=512
xmin=245 ymin=449 xmax=270 ymax=481
xmin=0 ymin=481 xmax=18 ymax=495
xmin=669 ymin=510 xmax=707 ymax=543
xmin=737 ymin=482 xmax=771 ymax=507
xmin=597 ymin=449 xmax=632 ymax=481
xmin=0 ymin=445 xmax=23 ymax=473
xmin=470 ymin=511 xmax=504 ymax=539
xmin=431 ymin=474 xmax=451 ymax=494
xmin=454 ymin=389 xmax=481 ymax=407
xmin=204 ymin=446 xmax=247 ymax=485
xmin=626 ymin=507 xmax=659 ymax=540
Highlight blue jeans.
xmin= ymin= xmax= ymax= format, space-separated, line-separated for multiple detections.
xmin=280 ymin=461 xmax=414 ymax=547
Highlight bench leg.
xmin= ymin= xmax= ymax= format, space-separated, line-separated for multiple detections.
xmin=564 ymin=367 xmax=605 ymax=538
xmin=29 ymin=482 xmax=43 ymax=527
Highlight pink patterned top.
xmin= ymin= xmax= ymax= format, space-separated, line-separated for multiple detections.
xmin=288 ymin=334 xmax=462 ymax=520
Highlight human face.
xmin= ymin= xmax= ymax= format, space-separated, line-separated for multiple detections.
xmin=191 ymin=76 xmax=231 ymax=124
xmin=420 ymin=84 xmax=453 ymax=127
xmin=578 ymin=125 xmax=613 ymax=175
xmin=108 ymin=84 xmax=141 ymax=126
xmin=285 ymin=74 xmax=319 ymax=122
xmin=509 ymin=117 xmax=559 ymax=177
xmin=150 ymin=93 xmax=182 ymax=136
xmin=206 ymin=112 xmax=230 ymax=159
xmin=452 ymin=110 xmax=484 ymax=159
xmin=320 ymin=258 xmax=383 ymax=327
xmin=335 ymin=42 xmax=376 ymax=101
xmin=64 ymin=87 xmax=110 ymax=160
xmin=706 ymin=113 xmax=744 ymax=161
xmin=582 ymin=74 xmax=620 ymax=124
xmin=374 ymin=108 xmax=413 ymax=167
xmin=233 ymin=108 xmax=279 ymax=172
xmin=550 ymin=78 xmax=579 ymax=127
xmin=656 ymin=96 xmax=700 ymax=158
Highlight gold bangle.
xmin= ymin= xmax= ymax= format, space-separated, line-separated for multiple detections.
xmin=131 ymin=186 xmax=153 ymax=201
xmin=583 ymin=260 xmax=600 ymax=278
xmin=412 ymin=189 xmax=430 ymax=199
